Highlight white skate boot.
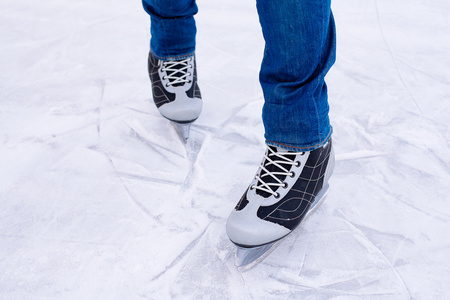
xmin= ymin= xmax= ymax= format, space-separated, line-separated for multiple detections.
xmin=148 ymin=52 xmax=202 ymax=141
xmin=226 ymin=138 xmax=335 ymax=271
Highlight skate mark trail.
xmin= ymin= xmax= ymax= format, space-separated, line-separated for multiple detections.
xmin=101 ymin=150 xmax=158 ymax=222
xmin=217 ymin=100 xmax=261 ymax=131
xmin=170 ymin=222 xmax=241 ymax=298
xmin=337 ymin=216 xmax=413 ymax=298
xmin=173 ymin=222 xmax=213 ymax=283
xmin=127 ymin=119 xmax=190 ymax=162
xmin=177 ymin=127 xmax=207 ymax=202
xmin=117 ymin=172 xmax=181 ymax=187
xmin=96 ymin=79 xmax=106 ymax=137
xmin=184 ymin=127 xmax=206 ymax=164
xmin=0 ymin=234 xmax=119 ymax=247
xmin=336 ymin=150 xmax=385 ymax=161
xmin=136 ymin=293 xmax=152 ymax=300
xmin=347 ymin=223 xmax=415 ymax=271
xmin=150 ymin=225 xmax=210 ymax=282
xmin=396 ymin=55 xmax=450 ymax=85
xmin=130 ymin=127 xmax=184 ymax=164
xmin=272 ymin=256 xmax=406 ymax=297
xmin=378 ymin=181 xmax=449 ymax=222
xmin=267 ymin=273 xmax=322 ymax=294
xmin=125 ymin=105 xmax=154 ymax=116
xmin=190 ymin=123 xmax=216 ymax=135
xmin=374 ymin=0 xmax=422 ymax=115
xmin=295 ymin=234 xmax=309 ymax=276
xmin=439 ymin=0 xmax=450 ymax=26
xmin=391 ymin=235 xmax=409 ymax=268
xmin=267 ymin=274 xmax=318 ymax=292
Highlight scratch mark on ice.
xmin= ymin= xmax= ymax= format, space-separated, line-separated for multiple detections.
xmin=374 ymin=0 xmax=423 ymax=115
xmin=340 ymin=217 xmax=413 ymax=298
xmin=336 ymin=150 xmax=385 ymax=161
xmin=150 ymin=225 xmax=210 ymax=282
xmin=96 ymin=79 xmax=106 ymax=137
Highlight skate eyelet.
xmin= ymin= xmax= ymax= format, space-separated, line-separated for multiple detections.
xmin=163 ymin=76 xmax=167 ymax=80
xmin=300 ymin=152 xmax=305 ymax=156
xmin=250 ymin=185 xmax=255 ymax=190
xmin=295 ymin=161 xmax=301 ymax=167
xmin=274 ymin=193 xmax=280 ymax=199
xmin=282 ymin=182 xmax=288 ymax=189
xmin=290 ymin=172 xmax=295 ymax=178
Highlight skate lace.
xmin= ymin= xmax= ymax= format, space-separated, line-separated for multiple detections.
xmin=161 ymin=57 xmax=193 ymax=87
xmin=252 ymin=147 xmax=303 ymax=198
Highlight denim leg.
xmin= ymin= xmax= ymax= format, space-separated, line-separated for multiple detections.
xmin=142 ymin=0 xmax=198 ymax=60
xmin=257 ymin=0 xmax=336 ymax=151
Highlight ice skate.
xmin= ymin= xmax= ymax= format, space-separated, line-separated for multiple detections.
xmin=226 ymin=138 xmax=335 ymax=271
xmin=148 ymin=52 xmax=202 ymax=140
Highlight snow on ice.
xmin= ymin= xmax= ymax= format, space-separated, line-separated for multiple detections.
xmin=1 ymin=0 xmax=449 ymax=299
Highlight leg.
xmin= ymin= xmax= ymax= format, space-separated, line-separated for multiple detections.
xmin=142 ymin=0 xmax=202 ymax=137
xmin=226 ymin=0 xmax=336 ymax=270
xmin=257 ymin=0 xmax=336 ymax=151
xmin=142 ymin=0 xmax=198 ymax=60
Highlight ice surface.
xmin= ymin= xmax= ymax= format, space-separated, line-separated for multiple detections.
xmin=1 ymin=0 xmax=449 ymax=299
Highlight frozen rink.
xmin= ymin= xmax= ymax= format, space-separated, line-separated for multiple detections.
xmin=1 ymin=0 xmax=449 ymax=298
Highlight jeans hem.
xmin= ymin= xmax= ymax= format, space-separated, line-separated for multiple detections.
xmin=265 ymin=128 xmax=332 ymax=152
xmin=151 ymin=51 xmax=195 ymax=62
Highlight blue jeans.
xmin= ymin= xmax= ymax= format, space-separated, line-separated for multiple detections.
xmin=142 ymin=0 xmax=336 ymax=151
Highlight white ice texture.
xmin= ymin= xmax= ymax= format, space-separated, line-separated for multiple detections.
xmin=1 ymin=0 xmax=449 ymax=299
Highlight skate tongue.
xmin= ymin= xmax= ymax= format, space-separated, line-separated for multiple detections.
xmin=275 ymin=146 xmax=292 ymax=153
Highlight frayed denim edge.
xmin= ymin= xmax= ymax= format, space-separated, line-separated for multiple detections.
xmin=151 ymin=51 xmax=195 ymax=62
xmin=265 ymin=127 xmax=333 ymax=152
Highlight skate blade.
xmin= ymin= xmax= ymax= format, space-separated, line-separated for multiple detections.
xmin=172 ymin=122 xmax=192 ymax=142
xmin=234 ymin=183 xmax=330 ymax=272
xmin=235 ymin=239 xmax=283 ymax=272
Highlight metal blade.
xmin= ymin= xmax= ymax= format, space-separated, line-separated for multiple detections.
xmin=235 ymin=240 xmax=282 ymax=272
xmin=172 ymin=122 xmax=191 ymax=142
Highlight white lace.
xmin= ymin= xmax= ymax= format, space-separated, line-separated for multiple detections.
xmin=251 ymin=147 xmax=303 ymax=198
xmin=161 ymin=57 xmax=193 ymax=86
